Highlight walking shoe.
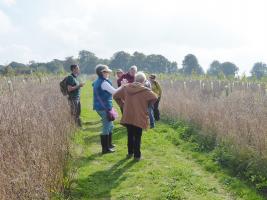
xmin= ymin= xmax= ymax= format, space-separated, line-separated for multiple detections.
xmin=133 ymin=157 xmax=141 ymax=161
xmin=126 ymin=154 xmax=133 ymax=159
xmin=108 ymin=132 xmax=116 ymax=148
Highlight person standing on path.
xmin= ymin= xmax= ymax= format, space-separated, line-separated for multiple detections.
xmin=144 ymin=79 xmax=155 ymax=128
xmin=113 ymin=72 xmax=158 ymax=161
xmin=93 ymin=64 xmax=124 ymax=154
xmin=67 ymin=64 xmax=85 ymax=127
xmin=149 ymin=74 xmax=162 ymax=121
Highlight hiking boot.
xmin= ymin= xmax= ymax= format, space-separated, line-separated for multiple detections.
xmin=126 ymin=154 xmax=133 ymax=159
xmin=101 ymin=135 xmax=115 ymax=154
xmin=109 ymin=132 xmax=116 ymax=148
xmin=133 ymin=157 xmax=141 ymax=162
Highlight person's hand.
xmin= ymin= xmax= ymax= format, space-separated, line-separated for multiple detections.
xmin=121 ymin=78 xmax=128 ymax=86
xmin=79 ymin=82 xmax=85 ymax=87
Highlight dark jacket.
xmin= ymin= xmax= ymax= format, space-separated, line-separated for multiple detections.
xmin=117 ymin=72 xmax=135 ymax=87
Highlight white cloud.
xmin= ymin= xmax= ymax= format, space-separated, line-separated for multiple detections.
xmin=1 ymin=0 xmax=16 ymax=6
xmin=0 ymin=44 xmax=39 ymax=64
xmin=0 ymin=10 xmax=13 ymax=34
xmin=1 ymin=0 xmax=266 ymax=75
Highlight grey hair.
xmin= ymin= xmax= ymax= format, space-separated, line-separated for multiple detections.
xmin=130 ymin=65 xmax=138 ymax=72
xmin=135 ymin=71 xmax=146 ymax=83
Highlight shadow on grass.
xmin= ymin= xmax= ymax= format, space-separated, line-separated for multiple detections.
xmin=71 ymin=158 xmax=136 ymax=199
xmin=83 ymin=134 xmax=100 ymax=145
xmin=83 ymin=127 xmax=127 ymax=146
xmin=82 ymin=126 xmax=102 ymax=132
xmin=113 ymin=126 xmax=127 ymax=141
xmin=83 ymin=120 xmax=101 ymax=126
xmin=74 ymin=152 xmax=103 ymax=169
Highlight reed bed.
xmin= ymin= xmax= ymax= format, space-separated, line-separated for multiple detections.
xmin=0 ymin=76 xmax=75 ymax=199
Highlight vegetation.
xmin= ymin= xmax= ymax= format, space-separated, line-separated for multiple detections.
xmin=160 ymin=78 xmax=267 ymax=194
xmin=61 ymin=81 xmax=265 ymax=199
xmin=1 ymin=50 xmax=267 ymax=81
xmin=0 ymin=76 xmax=75 ymax=199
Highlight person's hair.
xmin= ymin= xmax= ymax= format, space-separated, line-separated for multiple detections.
xmin=95 ymin=64 xmax=108 ymax=77
xmin=70 ymin=64 xmax=78 ymax=71
xmin=135 ymin=71 xmax=146 ymax=83
xmin=149 ymin=74 xmax=156 ymax=79
xmin=130 ymin=65 xmax=138 ymax=72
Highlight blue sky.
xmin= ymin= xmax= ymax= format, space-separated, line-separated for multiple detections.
xmin=0 ymin=0 xmax=266 ymax=74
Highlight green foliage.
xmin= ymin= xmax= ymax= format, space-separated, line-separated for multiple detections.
xmin=181 ymin=54 xmax=204 ymax=75
xmin=213 ymin=144 xmax=267 ymax=193
xmin=251 ymin=62 xmax=267 ymax=79
xmin=220 ymin=62 xmax=239 ymax=76
xmin=207 ymin=60 xmax=221 ymax=76
xmin=60 ymin=82 xmax=265 ymax=200
xmin=165 ymin=117 xmax=267 ymax=196
xmin=78 ymin=50 xmax=99 ymax=74
xmin=207 ymin=60 xmax=239 ymax=77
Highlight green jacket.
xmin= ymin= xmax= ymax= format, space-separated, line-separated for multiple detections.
xmin=151 ymin=81 xmax=162 ymax=97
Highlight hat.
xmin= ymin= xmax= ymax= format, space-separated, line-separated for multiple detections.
xmin=149 ymin=74 xmax=156 ymax=79
xmin=101 ymin=65 xmax=112 ymax=73
xmin=95 ymin=64 xmax=112 ymax=76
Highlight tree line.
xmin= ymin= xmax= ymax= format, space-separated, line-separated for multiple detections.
xmin=0 ymin=50 xmax=266 ymax=79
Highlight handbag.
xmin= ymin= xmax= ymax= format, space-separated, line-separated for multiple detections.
xmin=94 ymin=85 xmax=118 ymax=121
xmin=106 ymin=107 xmax=118 ymax=121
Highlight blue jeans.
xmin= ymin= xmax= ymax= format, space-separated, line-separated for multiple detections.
xmin=148 ymin=105 xmax=155 ymax=128
xmin=96 ymin=110 xmax=114 ymax=135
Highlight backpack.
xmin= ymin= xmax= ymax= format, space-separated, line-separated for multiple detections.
xmin=59 ymin=76 xmax=70 ymax=96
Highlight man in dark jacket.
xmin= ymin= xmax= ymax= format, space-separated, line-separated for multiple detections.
xmin=117 ymin=65 xmax=137 ymax=87
xmin=67 ymin=64 xmax=85 ymax=126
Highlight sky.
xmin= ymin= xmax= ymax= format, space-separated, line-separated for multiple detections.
xmin=0 ymin=0 xmax=266 ymax=74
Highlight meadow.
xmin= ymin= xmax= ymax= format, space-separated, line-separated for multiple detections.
xmin=0 ymin=76 xmax=75 ymax=199
xmin=0 ymin=74 xmax=266 ymax=199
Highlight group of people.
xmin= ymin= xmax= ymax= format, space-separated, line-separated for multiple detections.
xmin=66 ymin=64 xmax=162 ymax=161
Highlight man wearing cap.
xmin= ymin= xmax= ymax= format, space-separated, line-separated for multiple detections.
xmin=117 ymin=65 xmax=137 ymax=87
xmin=149 ymin=74 xmax=162 ymax=121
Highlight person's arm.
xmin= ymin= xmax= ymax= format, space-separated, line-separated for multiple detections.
xmin=67 ymin=76 xmax=84 ymax=92
xmin=146 ymin=91 xmax=158 ymax=105
xmin=68 ymin=83 xmax=84 ymax=92
xmin=117 ymin=74 xmax=125 ymax=87
xmin=113 ymin=87 xmax=125 ymax=108
xmin=101 ymin=81 xmax=121 ymax=95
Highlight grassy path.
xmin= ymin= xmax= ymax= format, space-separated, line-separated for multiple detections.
xmin=67 ymin=83 xmax=264 ymax=200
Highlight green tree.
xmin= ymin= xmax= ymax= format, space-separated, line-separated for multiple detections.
xmin=250 ymin=62 xmax=267 ymax=79
xmin=145 ymin=54 xmax=176 ymax=73
xmin=64 ymin=56 xmax=78 ymax=72
xmin=130 ymin=51 xmax=146 ymax=69
xmin=45 ymin=59 xmax=65 ymax=74
xmin=109 ymin=51 xmax=131 ymax=71
xmin=3 ymin=65 xmax=15 ymax=76
xmin=220 ymin=62 xmax=239 ymax=76
xmin=181 ymin=54 xmax=204 ymax=75
xmin=207 ymin=60 xmax=221 ymax=76
xmin=78 ymin=50 xmax=99 ymax=74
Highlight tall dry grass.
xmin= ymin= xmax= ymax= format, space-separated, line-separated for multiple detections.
xmin=0 ymin=76 xmax=75 ymax=200
xmin=160 ymin=79 xmax=267 ymax=155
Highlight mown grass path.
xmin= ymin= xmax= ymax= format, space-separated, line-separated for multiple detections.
xmin=68 ymin=83 xmax=264 ymax=200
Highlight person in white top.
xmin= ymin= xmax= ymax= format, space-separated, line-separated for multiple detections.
xmin=93 ymin=64 xmax=126 ymax=154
